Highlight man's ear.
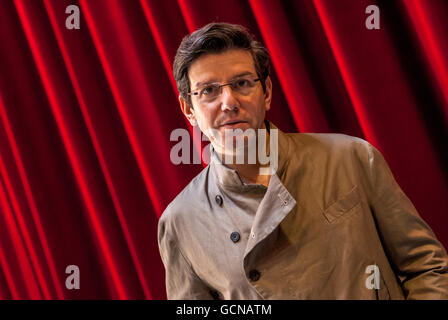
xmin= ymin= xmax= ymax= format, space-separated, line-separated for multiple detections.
xmin=179 ymin=95 xmax=197 ymax=126
xmin=264 ymin=76 xmax=273 ymax=111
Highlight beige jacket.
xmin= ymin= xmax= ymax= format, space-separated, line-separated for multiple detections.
xmin=158 ymin=123 xmax=448 ymax=299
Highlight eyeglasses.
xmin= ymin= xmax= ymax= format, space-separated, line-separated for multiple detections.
xmin=188 ymin=77 xmax=260 ymax=103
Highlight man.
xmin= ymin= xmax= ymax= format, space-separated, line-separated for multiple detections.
xmin=158 ymin=22 xmax=448 ymax=299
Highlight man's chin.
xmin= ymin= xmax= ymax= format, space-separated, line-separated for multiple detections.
xmin=210 ymin=129 xmax=257 ymax=158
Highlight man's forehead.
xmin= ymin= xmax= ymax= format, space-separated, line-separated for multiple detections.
xmin=188 ymin=49 xmax=256 ymax=86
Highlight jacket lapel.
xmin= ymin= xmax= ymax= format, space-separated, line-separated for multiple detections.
xmin=243 ymin=123 xmax=298 ymax=259
xmin=244 ymin=173 xmax=297 ymax=257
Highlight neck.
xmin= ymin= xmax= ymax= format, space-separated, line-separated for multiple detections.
xmin=214 ymin=122 xmax=272 ymax=187
xmin=225 ymin=161 xmax=271 ymax=187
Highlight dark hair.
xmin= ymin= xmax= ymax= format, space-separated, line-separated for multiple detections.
xmin=173 ymin=22 xmax=270 ymax=105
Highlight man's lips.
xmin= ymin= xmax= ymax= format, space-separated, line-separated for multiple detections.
xmin=219 ymin=120 xmax=247 ymax=127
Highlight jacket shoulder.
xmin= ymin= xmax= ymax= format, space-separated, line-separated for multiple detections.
xmin=159 ymin=165 xmax=210 ymax=226
xmin=286 ymin=132 xmax=373 ymax=159
xmin=288 ymin=132 xmax=369 ymax=149
xmin=282 ymin=133 xmax=378 ymax=179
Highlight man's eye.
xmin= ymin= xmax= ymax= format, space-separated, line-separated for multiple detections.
xmin=235 ymin=79 xmax=250 ymax=88
xmin=201 ymin=86 xmax=217 ymax=96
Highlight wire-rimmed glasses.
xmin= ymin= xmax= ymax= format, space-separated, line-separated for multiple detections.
xmin=187 ymin=77 xmax=260 ymax=103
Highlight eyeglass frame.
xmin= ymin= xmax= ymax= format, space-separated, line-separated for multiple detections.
xmin=187 ymin=77 xmax=261 ymax=102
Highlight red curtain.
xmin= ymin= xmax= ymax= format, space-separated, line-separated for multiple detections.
xmin=0 ymin=0 xmax=446 ymax=299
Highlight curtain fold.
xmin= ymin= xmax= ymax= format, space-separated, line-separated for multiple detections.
xmin=403 ymin=0 xmax=448 ymax=125
xmin=0 ymin=0 xmax=446 ymax=299
xmin=249 ymin=0 xmax=331 ymax=132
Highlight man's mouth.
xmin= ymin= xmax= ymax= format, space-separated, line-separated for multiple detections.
xmin=219 ymin=120 xmax=247 ymax=128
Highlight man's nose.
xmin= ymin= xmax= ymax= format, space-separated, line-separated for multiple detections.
xmin=220 ymin=85 xmax=239 ymax=112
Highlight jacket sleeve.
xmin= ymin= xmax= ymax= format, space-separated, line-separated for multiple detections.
xmin=363 ymin=141 xmax=448 ymax=299
xmin=158 ymin=213 xmax=213 ymax=300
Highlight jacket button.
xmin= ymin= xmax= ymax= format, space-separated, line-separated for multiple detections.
xmin=248 ymin=269 xmax=260 ymax=282
xmin=209 ymin=290 xmax=220 ymax=300
xmin=215 ymin=195 xmax=223 ymax=206
xmin=230 ymin=231 xmax=240 ymax=243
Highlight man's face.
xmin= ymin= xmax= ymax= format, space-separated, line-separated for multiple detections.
xmin=179 ymin=49 xmax=272 ymax=151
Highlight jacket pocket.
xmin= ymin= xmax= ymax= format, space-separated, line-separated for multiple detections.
xmin=323 ymin=185 xmax=361 ymax=223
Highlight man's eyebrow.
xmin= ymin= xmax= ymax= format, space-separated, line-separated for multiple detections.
xmin=193 ymin=71 xmax=256 ymax=88
xmin=229 ymin=71 xmax=255 ymax=79
xmin=194 ymin=79 xmax=218 ymax=89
